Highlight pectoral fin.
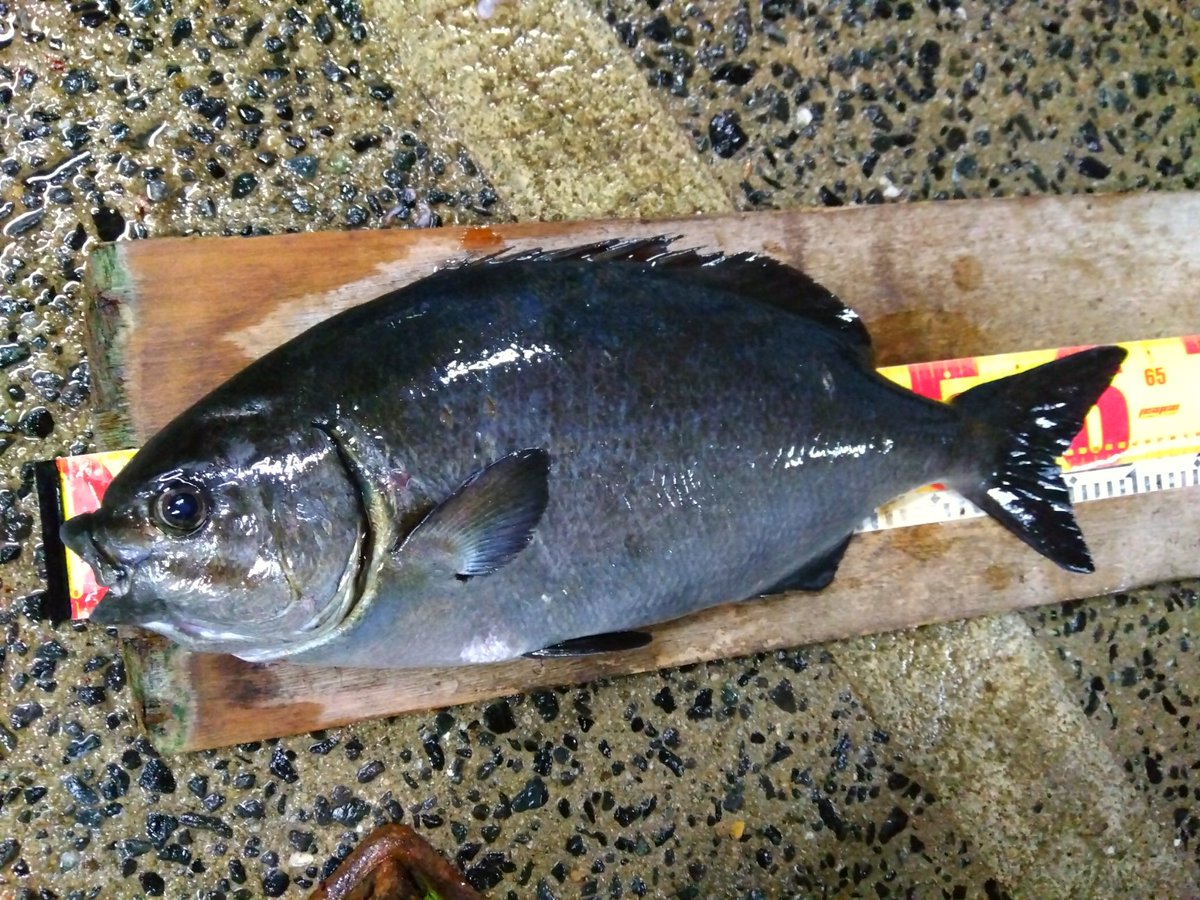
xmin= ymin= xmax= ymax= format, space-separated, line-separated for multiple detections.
xmin=396 ymin=448 xmax=551 ymax=579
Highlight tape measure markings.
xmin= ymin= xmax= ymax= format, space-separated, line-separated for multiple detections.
xmin=856 ymin=454 xmax=1200 ymax=534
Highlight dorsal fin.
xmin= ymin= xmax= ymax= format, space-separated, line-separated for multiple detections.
xmin=482 ymin=237 xmax=872 ymax=361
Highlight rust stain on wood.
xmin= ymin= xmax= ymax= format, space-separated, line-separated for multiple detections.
xmin=459 ymin=225 xmax=506 ymax=253
xmin=889 ymin=524 xmax=953 ymax=563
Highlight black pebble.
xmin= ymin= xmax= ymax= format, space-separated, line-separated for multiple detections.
xmin=231 ymin=173 xmax=258 ymax=199
xmin=234 ymin=798 xmax=265 ymax=819
xmin=314 ymin=13 xmax=334 ymax=43
xmin=531 ymin=691 xmax=559 ymax=722
xmin=138 ymin=758 xmax=177 ymax=794
xmin=139 ymin=871 xmax=165 ymax=896
xmin=356 ymin=760 xmax=384 ymax=783
xmin=66 ymin=733 xmax=101 ymax=760
xmin=643 ymin=14 xmax=671 ymax=42
xmin=817 ymin=185 xmax=843 ymax=207
xmin=100 ymin=763 xmax=130 ymax=799
xmin=1 ymin=208 xmax=41 ymax=237
xmin=30 ymin=367 xmax=63 ymax=398
xmin=512 ymin=777 xmax=549 ymax=812
xmin=91 ymin=206 xmax=126 ymax=241
xmin=262 ymin=869 xmax=290 ymax=896
xmin=63 ymin=69 xmax=99 ymax=95
xmin=197 ymin=97 xmax=227 ymax=126
xmin=465 ymin=852 xmax=508 ymax=891
xmin=309 ymin=736 xmax=338 ymax=755
xmin=422 ymin=736 xmax=445 ymax=770
xmin=269 ymin=747 xmax=298 ymax=783
xmin=878 ymin=806 xmax=909 ymax=843
xmin=62 ymin=774 xmax=100 ymax=805
xmin=117 ymin=839 xmax=155 ymax=858
xmin=709 ymin=111 xmax=748 ymax=158
xmin=651 ymin=686 xmax=676 ymax=713
xmin=0 ymin=343 xmax=31 ymax=368
xmin=287 ymin=830 xmax=314 ymax=852
xmin=769 ymin=680 xmax=797 ymax=714
xmin=106 ymin=658 xmax=127 ymax=692
xmin=171 ymin=17 xmax=193 ymax=45
xmin=686 ymin=689 xmax=713 ymax=720
xmin=236 ymin=104 xmax=263 ymax=124
xmin=10 ymin=701 xmax=43 ymax=730
xmin=187 ymin=774 xmax=208 ymax=798
xmin=350 ymin=134 xmax=381 ymax=154
xmin=332 ymin=796 xmax=369 ymax=826
xmin=657 ymin=747 xmax=685 ymax=776
xmin=369 ymin=83 xmax=394 ymax=102
xmin=712 ymin=61 xmax=755 ymax=85
xmin=1077 ymin=156 xmax=1111 ymax=179
xmin=179 ymin=812 xmax=233 ymax=838
xmin=228 ymin=858 xmax=246 ymax=883
xmin=157 ymin=843 xmax=190 ymax=865
xmin=482 ymin=701 xmax=517 ymax=734
xmin=146 ymin=812 xmax=178 ymax=845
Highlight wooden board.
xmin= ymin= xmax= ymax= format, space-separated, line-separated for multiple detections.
xmin=85 ymin=192 xmax=1200 ymax=751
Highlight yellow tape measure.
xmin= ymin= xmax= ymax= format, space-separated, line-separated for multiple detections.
xmin=49 ymin=336 xmax=1200 ymax=617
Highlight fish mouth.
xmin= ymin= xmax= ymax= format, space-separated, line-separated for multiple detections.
xmin=60 ymin=514 xmax=133 ymax=602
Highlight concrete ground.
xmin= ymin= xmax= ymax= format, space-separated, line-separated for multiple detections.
xmin=1 ymin=1 xmax=1198 ymax=897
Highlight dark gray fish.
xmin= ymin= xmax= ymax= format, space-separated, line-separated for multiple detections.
xmin=61 ymin=240 xmax=1125 ymax=667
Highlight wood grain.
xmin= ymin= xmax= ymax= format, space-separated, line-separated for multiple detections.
xmin=89 ymin=193 xmax=1200 ymax=751
xmin=124 ymin=488 xmax=1199 ymax=752
xmin=87 ymin=192 xmax=1200 ymax=445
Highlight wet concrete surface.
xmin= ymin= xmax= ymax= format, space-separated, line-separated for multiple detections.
xmin=1 ymin=1 xmax=1198 ymax=897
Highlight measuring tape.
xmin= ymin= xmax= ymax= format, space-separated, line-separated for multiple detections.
xmin=40 ymin=335 xmax=1200 ymax=620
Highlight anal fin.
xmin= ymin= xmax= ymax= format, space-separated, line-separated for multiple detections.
xmin=525 ymin=631 xmax=652 ymax=659
xmin=759 ymin=535 xmax=853 ymax=595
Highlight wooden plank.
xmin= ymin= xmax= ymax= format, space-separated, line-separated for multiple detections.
xmin=86 ymin=192 xmax=1200 ymax=446
xmin=125 ymin=487 xmax=1199 ymax=752
xmin=87 ymin=192 xmax=1200 ymax=750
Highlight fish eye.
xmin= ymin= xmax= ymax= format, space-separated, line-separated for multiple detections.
xmin=153 ymin=482 xmax=210 ymax=535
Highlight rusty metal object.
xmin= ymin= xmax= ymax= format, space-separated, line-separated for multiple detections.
xmin=308 ymin=825 xmax=481 ymax=900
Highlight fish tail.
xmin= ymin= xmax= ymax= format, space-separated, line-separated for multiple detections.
xmin=948 ymin=345 xmax=1127 ymax=573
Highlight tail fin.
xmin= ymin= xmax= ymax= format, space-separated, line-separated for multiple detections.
xmin=950 ymin=346 xmax=1127 ymax=573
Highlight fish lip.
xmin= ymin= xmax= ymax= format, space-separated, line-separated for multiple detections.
xmin=60 ymin=515 xmax=133 ymax=600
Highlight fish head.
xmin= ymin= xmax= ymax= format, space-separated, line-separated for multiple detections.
xmin=61 ymin=414 xmax=365 ymax=657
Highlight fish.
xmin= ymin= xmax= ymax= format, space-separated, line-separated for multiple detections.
xmin=60 ymin=239 xmax=1126 ymax=668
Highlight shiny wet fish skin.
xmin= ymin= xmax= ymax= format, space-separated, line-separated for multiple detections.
xmin=61 ymin=240 xmax=1125 ymax=667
